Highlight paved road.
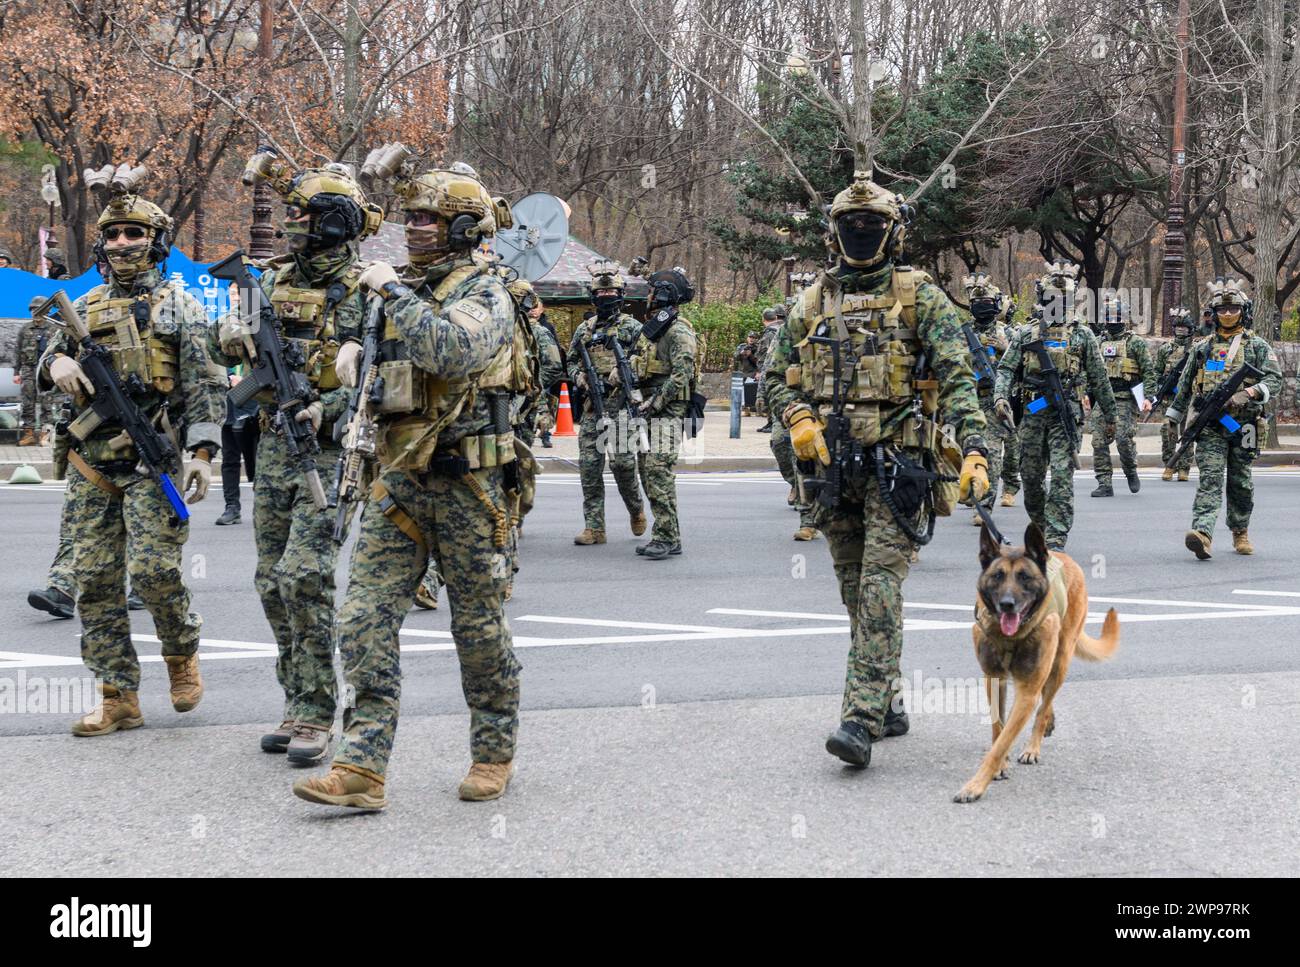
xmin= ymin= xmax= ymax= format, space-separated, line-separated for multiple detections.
xmin=1 ymin=468 xmax=1297 ymax=876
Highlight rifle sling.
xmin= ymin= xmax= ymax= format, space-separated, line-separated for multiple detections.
xmin=68 ymin=450 xmax=125 ymax=497
xmin=370 ymin=479 xmax=427 ymax=556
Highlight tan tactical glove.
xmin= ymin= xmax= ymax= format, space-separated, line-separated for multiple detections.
xmin=958 ymin=451 xmax=990 ymax=503
xmin=50 ymin=355 xmax=94 ymax=397
xmin=294 ymin=401 xmax=323 ymax=432
xmin=993 ymin=398 xmax=1016 ymax=429
xmin=218 ymin=313 xmax=249 ymax=357
xmin=184 ymin=450 xmax=212 ymax=505
xmin=785 ymin=403 xmax=830 ymax=466
xmin=358 ymin=261 xmax=399 ymax=293
xmin=1229 ymin=387 xmax=1256 ymax=407
xmin=334 ymin=341 xmax=363 ymax=388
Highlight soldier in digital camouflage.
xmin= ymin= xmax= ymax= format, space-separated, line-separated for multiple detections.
xmin=994 ymin=262 xmax=1116 ymax=550
xmin=764 ymin=171 xmax=989 ymax=770
xmin=1167 ymin=278 xmax=1282 ymax=559
xmin=293 ymin=165 xmax=522 ymax=810
xmin=37 ymin=172 xmax=224 ymax=736
xmin=212 ymin=154 xmax=381 ymax=764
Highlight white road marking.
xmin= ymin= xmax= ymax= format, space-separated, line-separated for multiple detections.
xmin=1232 ymin=589 xmax=1300 ymax=599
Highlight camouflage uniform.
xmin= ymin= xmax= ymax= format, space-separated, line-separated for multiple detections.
xmin=16 ymin=314 xmax=58 ymax=432
xmin=763 ymin=322 xmax=817 ymax=532
xmin=1154 ymin=331 xmax=1195 ymax=473
xmin=995 ymin=276 xmax=1116 ymax=550
xmin=211 ymin=250 xmax=365 ymax=730
xmin=517 ymin=317 xmax=563 ymax=448
xmin=1089 ymin=326 xmax=1156 ymax=489
xmin=39 ymin=267 xmax=225 ymax=691
xmin=1168 ymin=325 xmax=1281 ymax=542
xmin=766 ymin=247 xmax=987 ymax=742
xmin=332 ymin=254 xmax=521 ymax=779
xmin=567 ymin=312 xmax=646 ymax=532
xmin=960 ymin=275 xmax=1014 ymax=511
xmin=629 ymin=316 xmax=696 ymax=548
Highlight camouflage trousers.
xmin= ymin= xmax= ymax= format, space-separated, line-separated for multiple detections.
xmin=1090 ymin=392 xmax=1140 ymax=481
xmin=635 ymin=404 xmax=686 ymax=545
xmin=578 ymin=411 xmax=644 ymax=531
xmin=66 ymin=463 xmax=202 ymax=691
xmin=1190 ymin=426 xmax=1254 ymax=535
xmin=253 ymin=431 xmax=348 ymax=728
xmin=815 ymin=467 xmax=916 ymax=739
xmin=18 ymin=367 xmax=60 ymax=431
xmin=770 ymin=419 xmax=817 ymax=530
xmin=1001 ymin=421 xmax=1021 ymax=494
xmin=333 ymin=464 xmax=520 ymax=778
xmin=47 ymin=489 xmax=77 ymax=598
xmin=1158 ymin=403 xmax=1194 ymax=472
xmin=1018 ymin=409 xmax=1081 ymax=550
xmin=978 ymin=398 xmax=1017 ymax=510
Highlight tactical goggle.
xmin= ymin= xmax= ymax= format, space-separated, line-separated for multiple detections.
xmin=404 ymin=210 xmax=438 ymax=227
xmin=102 ymin=225 xmax=148 ymax=241
xmin=1214 ymin=306 xmax=1243 ymax=321
xmin=284 ymin=204 xmax=311 ymax=220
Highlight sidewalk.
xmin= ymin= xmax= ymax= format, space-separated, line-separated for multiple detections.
xmin=6 ymin=414 xmax=1300 ymax=481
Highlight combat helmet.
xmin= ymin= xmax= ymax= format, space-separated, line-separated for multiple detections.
xmin=587 ymin=259 xmax=627 ymax=320
xmin=1169 ymin=306 xmax=1192 ymax=339
xmin=1205 ymin=277 xmax=1252 ymax=330
xmin=827 ymin=170 xmax=910 ymax=269
xmin=243 ymin=151 xmax=382 ymax=253
xmin=1035 ymin=260 xmax=1081 ymax=326
xmin=89 ymin=164 xmax=173 ymax=282
xmin=398 ymin=168 xmax=498 ymax=268
xmin=963 ymin=271 xmax=1003 ymax=324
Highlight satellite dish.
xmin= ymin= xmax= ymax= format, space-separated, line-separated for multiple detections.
xmin=492 ymin=192 xmax=569 ymax=282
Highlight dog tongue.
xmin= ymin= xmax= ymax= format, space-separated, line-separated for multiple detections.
xmin=999 ymin=612 xmax=1022 ymax=636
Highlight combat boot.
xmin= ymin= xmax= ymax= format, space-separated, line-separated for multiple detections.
xmin=787 ymin=487 xmax=797 ymax=507
xmin=459 ymin=761 xmax=515 ymax=801
xmin=793 ymin=526 xmax=818 ymax=541
xmin=1178 ymin=469 xmax=1190 ymax=482
xmin=882 ymin=703 xmax=910 ymax=738
xmin=1232 ymin=529 xmax=1254 ymax=555
xmin=164 ymin=654 xmax=203 ymax=712
xmin=573 ymin=528 xmax=606 ymax=545
xmin=641 ymin=540 xmax=681 ymax=560
xmin=825 ymin=721 xmax=871 ymax=767
xmin=540 ymin=430 xmax=553 ymax=448
xmin=1090 ymin=479 xmax=1113 ymax=497
xmin=293 ymin=764 xmax=387 ymax=810
xmin=414 ymin=582 xmax=438 ymax=610
xmin=1161 ymin=468 xmax=1174 ymax=482
xmin=126 ymin=588 xmax=145 ymax=611
xmin=286 ymin=723 xmax=332 ymax=765
xmin=1185 ymin=530 xmax=1213 ymax=560
xmin=1125 ymin=469 xmax=1141 ymax=493
xmin=1000 ymin=491 xmax=1016 ymax=507
xmin=17 ymin=430 xmax=39 ymax=446
xmin=629 ymin=509 xmax=647 ymax=536
xmin=215 ymin=505 xmax=240 ymax=525
xmin=261 ymin=720 xmax=295 ymax=753
xmin=71 ymin=685 xmax=143 ymax=737
xmin=28 ymin=586 xmax=74 ymax=619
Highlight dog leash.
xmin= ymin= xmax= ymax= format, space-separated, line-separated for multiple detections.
xmin=974 ymin=500 xmax=1011 ymax=546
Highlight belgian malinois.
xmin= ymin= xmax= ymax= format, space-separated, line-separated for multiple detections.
xmin=955 ymin=522 xmax=1120 ymax=803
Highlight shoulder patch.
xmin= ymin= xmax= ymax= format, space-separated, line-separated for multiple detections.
xmin=449 ymin=300 xmax=491 ymax=327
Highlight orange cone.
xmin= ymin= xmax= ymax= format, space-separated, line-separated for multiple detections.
xmin=554 ymin=382 xmax=577 ymax=436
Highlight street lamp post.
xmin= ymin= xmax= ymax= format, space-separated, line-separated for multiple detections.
xmin=248 ymin=0 xmax=276 ymax=258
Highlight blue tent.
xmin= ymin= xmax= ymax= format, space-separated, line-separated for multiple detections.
xmin=0 ymin=247 xmax=245 ymax=320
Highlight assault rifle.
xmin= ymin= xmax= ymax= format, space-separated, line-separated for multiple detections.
xmin=1166 ymin=361 xmax=1264 ymax=469
xmin=1021 ymin=337 xmax=1081 ymax=469
xmin=330 ymin=294 xmax=385 ymax=543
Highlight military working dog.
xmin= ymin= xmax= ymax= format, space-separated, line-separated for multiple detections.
xmin=955 ymin=522 xmax=1120 ymax=803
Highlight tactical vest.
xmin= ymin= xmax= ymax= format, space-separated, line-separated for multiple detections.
xmin=373 ymin=262 xmax=519 ymax=472
xmin=792 ymin=267 xmax=939 ymax=449
xmin=266 ymin=263 xmax=361 ymax=395
xmin=1099 ymin=334 xmax=1140 ymax=383
xmin=1193 ymin=333 xmax=1257 ymax=398
xmin=1020 ymin=321 xmax=1083 ymax=403
xmin=84 ymin=283 xmax=181 ymax=397
xmin=632 ymin=320 xmax=699 ymax=401
xmin=581 ymin=319 xmax=624 ymax=379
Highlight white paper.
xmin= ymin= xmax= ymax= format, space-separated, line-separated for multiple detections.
xmin=1131 ymin=383 xmax=1147 ymax=409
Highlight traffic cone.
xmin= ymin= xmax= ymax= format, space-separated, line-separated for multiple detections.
xmin=554 ymin=382 xmax=577 ymax=436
